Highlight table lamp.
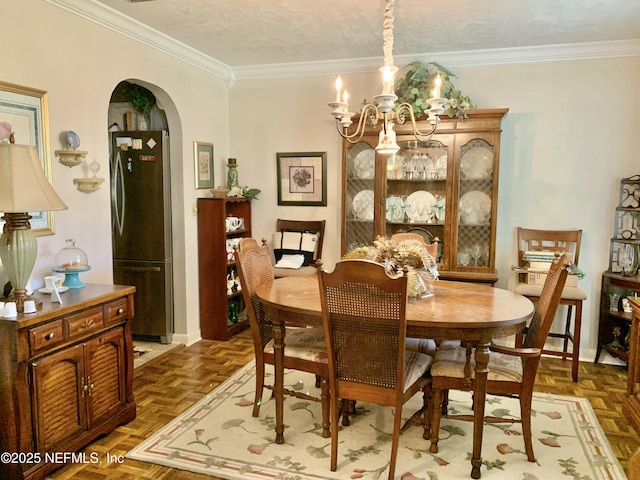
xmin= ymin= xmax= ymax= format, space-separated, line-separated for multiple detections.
xmin=0 ymin=141 xmax=68 ymax=312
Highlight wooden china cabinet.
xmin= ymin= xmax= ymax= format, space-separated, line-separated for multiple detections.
xmin=341 ymin=108 xmax=508 ymax=283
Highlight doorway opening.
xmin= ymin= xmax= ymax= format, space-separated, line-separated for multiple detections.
xmin=108 ymin=81 xmax=173 ymax=343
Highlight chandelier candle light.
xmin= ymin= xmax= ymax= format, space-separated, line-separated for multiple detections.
xmin=328 ymin=0 xmax=447 ymax=154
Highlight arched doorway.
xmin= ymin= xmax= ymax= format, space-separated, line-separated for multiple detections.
xmin=108 ymin=81 xmax=173 ymax=343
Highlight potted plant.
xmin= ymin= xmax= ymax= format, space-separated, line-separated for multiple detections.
xmin=125 ymin=84 xmax=156 ymax=130
xmin=394 ymin=61 xmax=474 ymax=120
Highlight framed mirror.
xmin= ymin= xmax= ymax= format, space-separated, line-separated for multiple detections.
xmin=0 ymin=81 xmax=55 ymax=235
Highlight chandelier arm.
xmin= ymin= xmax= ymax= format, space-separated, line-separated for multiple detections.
xmin=396 ymin=103 xmax=438 ymax=139
xmin=335 ymin=121 xmax=368 ymax=144
xmin=335 ymin=104 xmax=379 ymax=143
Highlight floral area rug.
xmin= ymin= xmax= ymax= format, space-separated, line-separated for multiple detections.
xmin=126 ymin=362 xmax=625 ymax=480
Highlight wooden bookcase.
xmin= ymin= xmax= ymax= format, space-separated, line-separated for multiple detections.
xmin=197 ymin=197 xmax=252 ymax=340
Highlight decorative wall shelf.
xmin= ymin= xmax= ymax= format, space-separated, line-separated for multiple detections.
xmin=73 ymin=177 xmax=104 ymax=193
xmin=55 ymin=149 xmax=87 ymax=167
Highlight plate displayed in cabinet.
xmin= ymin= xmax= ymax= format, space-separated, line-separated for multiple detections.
xmin=461 ymin=146 xmax=493 ymax=179
xmin=406 ymin=190 xmax=436 ymax=223
xmin=352 ymin=189 xmax=374 ymax=220
xmin=459 ymin=191 xmax=491 ymax=224
xmin=353 ymin=149 xmax=374 ymax=179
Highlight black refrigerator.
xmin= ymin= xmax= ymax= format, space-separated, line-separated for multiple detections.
xmin=111 ymin=130 xmax=173 ymax=343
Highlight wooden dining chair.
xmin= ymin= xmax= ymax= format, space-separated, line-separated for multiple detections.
xmin=391 ymin=232 xmax=439 ymax=356
xmin=428 ymin=252 xmax=572 ymax=462
xmin=318 ymin=259 xmax=433 ymax=480
xmin=390 ymin=232 xmax=439 ymax=260
xmin=514 ymin=227 xmax=586 ymax=382
xmin=235 ymin=238 xmax=331 ymax=437
xmin=272 ymin=219 xmax=326 ymax=278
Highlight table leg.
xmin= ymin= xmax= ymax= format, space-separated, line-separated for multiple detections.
xmin=471 ymin=339 xmax=490 ymax=479
xmin=272 ymin=312 xmax=286 ymax=444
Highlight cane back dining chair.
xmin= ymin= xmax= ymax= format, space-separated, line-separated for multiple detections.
xmin=272 ymin=219 xmax=326 ymax=278
xmin=235 ymin=238 xmax=331 ymax=437
xmin=391 ymin=232 xmax=439 ymax=356
xmin=428 ymin=253 xmax=572 ymax=462
xmin=318 ymin=259 xmax=433 ymax=480
xmin=514 ymin=228 xmax=586 ymax=382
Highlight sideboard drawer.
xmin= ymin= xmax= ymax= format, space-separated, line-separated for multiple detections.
xmin=65 ymin=308 xmax=104 ymax=340
xmin=29 ymin=320 xmax=65 ymax=355
xmin=104 ymin=298 xmax=129 ymax=325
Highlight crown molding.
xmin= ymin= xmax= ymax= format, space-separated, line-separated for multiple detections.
xmin=45 ymin=0 xmax=640 ymax=82
xmin=234 ymin=39 xmax=640 ymax=79
xmin=44 ymin=0 xmax=234 ymax=80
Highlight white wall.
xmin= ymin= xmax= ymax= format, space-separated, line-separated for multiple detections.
xmin=7 ymin=2 xmax=640 ymax=361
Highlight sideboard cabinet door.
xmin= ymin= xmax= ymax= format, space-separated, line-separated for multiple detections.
xmin=31 ymin=344 xmax=87 ymax=452
xmin=85 ymin=327 xmax=127 ymax=426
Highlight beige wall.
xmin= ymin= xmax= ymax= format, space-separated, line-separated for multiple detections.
xmin=5 ymin=1 xmax=231 ymax=344
xmin=6 ymin=2 xmax=640 ymax=361
xmin=231 ymin=58 xmax=640 ymax=362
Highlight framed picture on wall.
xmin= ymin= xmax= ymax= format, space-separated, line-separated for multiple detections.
xmin=194 ymin=141 xmax=214 ymax=189
xmin=0 ymin=81 xmax=55 ymax=235
xmin=276 ymin=151 xmax=327 ymax=206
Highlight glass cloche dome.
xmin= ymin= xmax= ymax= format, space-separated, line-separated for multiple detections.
xmin=52 ymin=239 xmax=91 ymax=288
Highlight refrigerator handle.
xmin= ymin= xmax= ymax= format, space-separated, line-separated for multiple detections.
xmin=119 ymin=266 xmax=162 ymax=273
xmin=112 ymin=151 xmax=126 ymax=236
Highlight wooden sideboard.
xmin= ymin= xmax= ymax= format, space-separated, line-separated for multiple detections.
xmin=0 ymin=284 xmax=137 ymax=480
xmin=624 ymin=296 xmax=640 ymax=435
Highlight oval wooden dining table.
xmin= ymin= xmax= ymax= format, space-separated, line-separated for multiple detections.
xmin=256 ymin=275 xmax=534 ymax=479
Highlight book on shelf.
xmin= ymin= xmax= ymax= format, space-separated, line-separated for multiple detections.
xmin=522 ymin=250 xmax=565 ymax=262
xmin=523 ymin=250 xmax=563 ymax=257
xmin=524 ymin=261 xmax=552 ymax=271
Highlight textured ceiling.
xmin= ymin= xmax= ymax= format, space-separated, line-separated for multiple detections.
xmin=93 ymin=0 xmax=640 ymax=68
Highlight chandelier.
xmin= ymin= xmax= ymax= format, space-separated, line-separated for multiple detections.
xmin=328 ymin=0 xmax=447 ymax=155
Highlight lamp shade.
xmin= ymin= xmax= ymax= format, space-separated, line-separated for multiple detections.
xmin=0 ymin=143 xmax=67 ymax=213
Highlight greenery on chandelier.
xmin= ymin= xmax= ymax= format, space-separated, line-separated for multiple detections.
xmin=394 ymin=61 xmax=474 ymax=120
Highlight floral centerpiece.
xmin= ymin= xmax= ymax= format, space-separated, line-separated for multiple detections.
xmin=343 ymin=236 xmax=438 ymax=297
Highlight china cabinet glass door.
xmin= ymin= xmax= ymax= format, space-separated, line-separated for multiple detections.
xmin=455 ymin=138 xmax=496 ymax=271
xmin=344 ymin=141 xmax=376 ymax=251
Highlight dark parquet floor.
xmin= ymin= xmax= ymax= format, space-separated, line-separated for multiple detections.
xmin=48 ymin=329 xmax=638 ymax=479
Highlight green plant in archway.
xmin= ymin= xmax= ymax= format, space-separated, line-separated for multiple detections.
xmin=125 ymin=84 xmax=156 ymax=119
xmin=394 ymin=62 xmax=474 ymax=120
